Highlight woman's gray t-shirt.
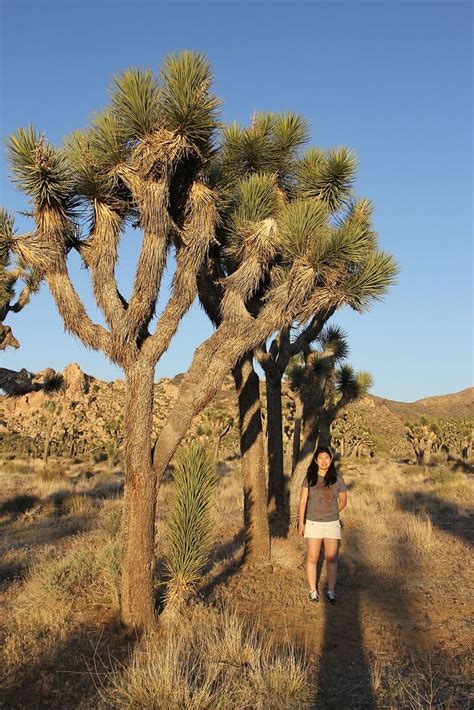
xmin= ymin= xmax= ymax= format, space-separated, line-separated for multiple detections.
xmin=301 ymin=474 xmax=347 ymax=522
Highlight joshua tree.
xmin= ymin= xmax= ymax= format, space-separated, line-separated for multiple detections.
xmin=40 ymin=399 xmax=63 ymax=464
xmin=193 ymin=118 xmax=396 ymax=552
xmin=0 ymin=367 xmax=63 ymax=396
xmin=331 ymin=411 xmax=375 ymax=458
xmin=4 ymin=52 xmax=221 ymax=629
xmin=4 ymin=53 xmax=397 ymax=629
xmin=256 ymin=199 xmax=378 ymax=513
xmin=405 ymin=417 xmax=439 ymax=466
xmin=406 ymin=417 xmax=473 ymax=465
xmin=287 ymin=326 xmax=373 ymax=509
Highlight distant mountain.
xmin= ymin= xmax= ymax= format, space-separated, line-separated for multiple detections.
xmin=371 ymin=388 xmax=474 ymax=422
xmin=0 ymin=363 xmax=471 ymax=459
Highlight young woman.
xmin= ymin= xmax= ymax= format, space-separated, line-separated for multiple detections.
xmin=298 ymin=446 xmax=347 ymax=603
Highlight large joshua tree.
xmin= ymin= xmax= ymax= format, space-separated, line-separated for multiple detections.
xmin=4 ymin=53 xmax=221 ymax=629
xmin=256 ymin=200 xmax=378 ymax=514
xmin=194 ymin=126 xmax=393 ymax=535
xmin=4 ymin=53 xmax=397 ymax=629
xmin=151 ymin=127 xmax=398 ymax=551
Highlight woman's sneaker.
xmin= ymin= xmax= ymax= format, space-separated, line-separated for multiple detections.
xmin=326 ymin=590 xmax=337 ymax=604
xmin=309 ymin=590 xmax=320 ymax=602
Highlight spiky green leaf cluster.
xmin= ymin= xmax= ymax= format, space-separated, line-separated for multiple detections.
xmin=336 ymin=364 xmax=373 ymax=400
xmin=220 ymin=111 xmax=308 ymax=188
xmin=341 ymin=251 xmax=399 ymax=312
xmin=165 ymin=442 xmax=216 ymax=594
xmin=297 ymin=146 xmax=357 ymax=211
xmin=111 ymin=67 xmax=160 ymax=139
xmin=64 ymin=122 xmax=130 ymax=208
xmin=278 ymin=199 xmax=328 ymax=259
xmin=6 ymin=127 xmax=76 ymax=213
xmin=158 ymin=51 xmax=221 ymax=152
xmin=0 ymin=209 xmax=14 ymax=270
xmin=318 ymin=325 xmax=349 ymax=362
xmin=231 ymin=172 xmax=279 ymax=225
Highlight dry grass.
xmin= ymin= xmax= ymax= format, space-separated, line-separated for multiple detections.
xmin=37 ymin=463 xmax=67 ymax=482
xmin=60 ymin=493 xmax=97 ymax=517
xmin=103 ymin=603 xmax=313 ymax=710
xmin=2 ymin=531 xmax=121 ymax=674
xmin=402 ymin=513 xmax=433 ymax=556
xmin=0 ymin=453 xmax=472 ymax=707
xmin=271 ymin=536 xmax=304 ymax=569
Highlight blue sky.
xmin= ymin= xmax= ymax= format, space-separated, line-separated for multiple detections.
xmin=0 ymin=1 xmax=472 ymax=401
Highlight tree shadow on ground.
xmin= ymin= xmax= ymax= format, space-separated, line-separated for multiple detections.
xmin=268 ymin=500 xmax=290 ymax=538
xmin=0 ymin=493 xmax=39 ymax=517
xmin=312 ymin=519 xmax=434 ymax=709
xmin=450 ymin=458 xmax=474 ymax=474
xmin=198 ymin=527 xmax=245 ymax=599
xmin=396 ymin=491 xmax=473 ymax=547
xmin=0 ymin=617 xmax=135 ymax=710
xmin=0 ymin=558 xmax=29 ymax=593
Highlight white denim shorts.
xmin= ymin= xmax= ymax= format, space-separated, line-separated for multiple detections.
xmin=304 ymin=519 xmax=341 ymax=540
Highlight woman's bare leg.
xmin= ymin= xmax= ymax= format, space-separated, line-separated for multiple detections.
xmin=324 ymin=538 xmax=339 ymax=592
xmin=306 ymin=538 xmax=322 ymax=591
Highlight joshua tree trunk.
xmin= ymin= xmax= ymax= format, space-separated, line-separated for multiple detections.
xmin=289 ymin=414 xmax=319 ymax=517
xmin=318 ymin=416 xmax=331 ymax=448
xmin=292 ymin=398 xmax=303 ymax=473
xmin=233 ymin=353 xmax=271 ymax=564
xmin=266 ymin=372 xmax=285 ymax=513
xmin=121 ymin=363 xmax=157 ymax=629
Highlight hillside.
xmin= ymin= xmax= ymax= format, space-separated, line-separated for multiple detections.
xmin=0 ymin=363 xmax=471 ymax=461
xmin=372 ymin=388 xmax=474 ymax=422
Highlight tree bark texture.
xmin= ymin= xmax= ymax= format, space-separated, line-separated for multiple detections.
xmin=121 ymin=363 xmax=157 ymax=630
xmin=233 ymin=353 xmax=271 ymax=564
xmin=289 ymin=406 xmax=320 ymax=517
xmin=318 ymin=416 xmax=332 ymax=448
xmin=291 ymin=398 xmax=303 ymax=473
xmin=265 ymin=373 xmax=285 ymax=513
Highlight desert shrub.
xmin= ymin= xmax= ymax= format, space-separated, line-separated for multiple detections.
xmin=22 ymin=534 xmax=120 ymax=608
xmin=36 ymin=500 xmax=58 ymax=518
xmin=1 ymin=461 xmax=32 ymax=475
xmin=103 ymin=604 xmax=313 ymax=709
xmin=37 ymin=464 xmax=66 ymax=482
xmin=60 ymin=494 xmax=97 ymax=517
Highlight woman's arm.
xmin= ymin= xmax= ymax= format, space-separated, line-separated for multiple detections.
xmin=338 ymin=491 xmax=347 ymax=513
xmin=298 ymin=486 xmax=309 ymax=535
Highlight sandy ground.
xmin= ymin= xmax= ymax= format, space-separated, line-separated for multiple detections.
xmin=0 ymin=457 xmax=472 ymax=709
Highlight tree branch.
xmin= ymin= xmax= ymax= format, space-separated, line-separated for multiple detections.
xmin=81 ymin=202 xmax=127 ymax=330
xmin=46 ymin=261 xmax=113 ymax=358
xmin=119 ymin=180 xmax=170 ymax=345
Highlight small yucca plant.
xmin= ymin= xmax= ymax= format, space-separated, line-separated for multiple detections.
xmin=164 ymin=442 xmax=216 ymax=611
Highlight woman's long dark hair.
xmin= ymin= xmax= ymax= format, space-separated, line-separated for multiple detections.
xmin=306 ymin=446 xmax=337 ymax=487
